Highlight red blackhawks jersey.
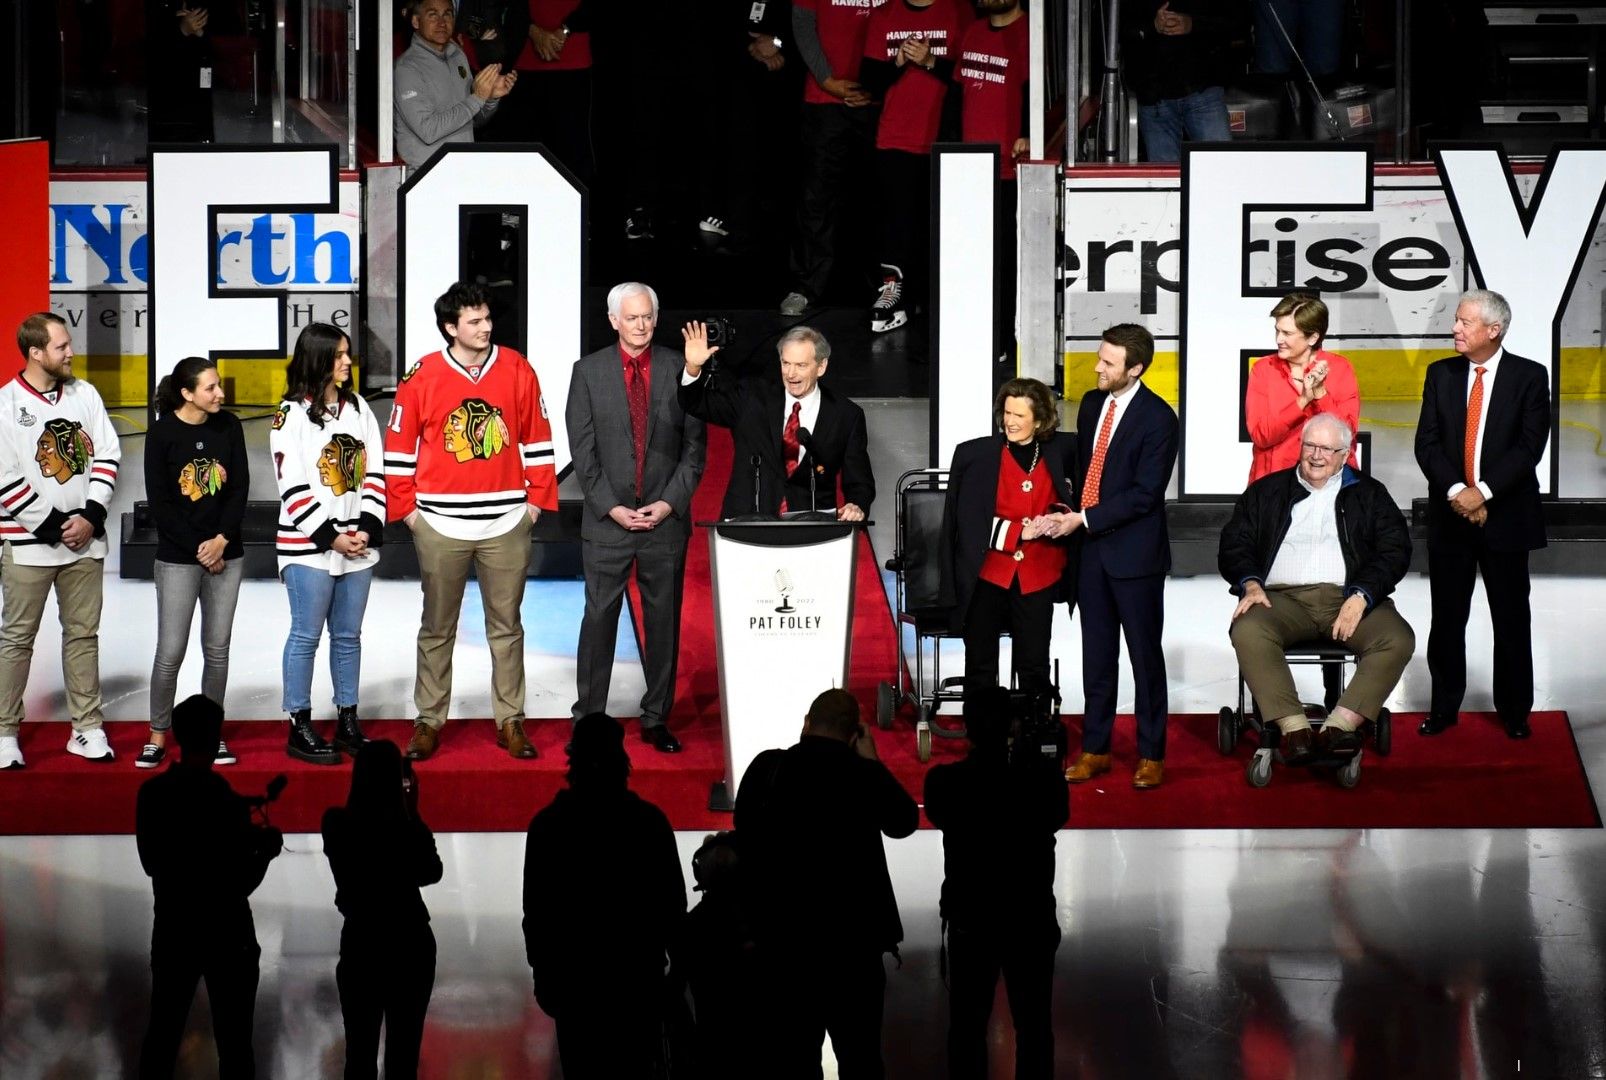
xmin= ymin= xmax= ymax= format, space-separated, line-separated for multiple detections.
xmin=384 ymin=345 xmax=557 ymax=540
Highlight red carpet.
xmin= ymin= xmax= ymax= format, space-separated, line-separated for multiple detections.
xmin=0 ymin=710 xmax=1596 ymax=835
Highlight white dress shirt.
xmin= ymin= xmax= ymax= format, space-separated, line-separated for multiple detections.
xmin=1266 ymin=470 xmax=1348 ymax=588
xmin=1448 ymin=347 xmax=1502 ymax=503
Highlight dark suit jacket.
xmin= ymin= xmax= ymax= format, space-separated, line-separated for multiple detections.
xmin=941 ymin=432 xmax=1081 ymax=632
xmin=678 ymin=369 xmax=874 ymax=520
xmin=1076 ymin=383 xmax=1179 ymax=578
xmin=1413 ymin=351 xmax=1548 ymax=553
xmin=567 ymin=344 xmax=706 ymax=546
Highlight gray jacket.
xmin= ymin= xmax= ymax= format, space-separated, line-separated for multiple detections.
xmin=393 ymin=36 xmax=497 ymax=166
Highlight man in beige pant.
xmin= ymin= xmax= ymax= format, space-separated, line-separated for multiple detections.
xmin=1218 ymin=414 xmax=1415 ymax=762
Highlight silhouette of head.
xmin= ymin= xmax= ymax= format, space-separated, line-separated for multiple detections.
xmin=568 ymin=713 xmax=630 ymax=788
xmin=172 ymin=694 xmax=224 ymax=766
xmin=348 ymin=739 xmax=406 ymax=820
xmin=801 ymin=688 xmax=860 ymax=742
xmin=963 ymin=685 xmax=1012 ymax=758
xmin=691 ymin=831 xmax=741 ymax=894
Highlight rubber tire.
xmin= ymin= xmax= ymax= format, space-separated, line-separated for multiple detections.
xmin=917 ymin=724 xmax=932 ymax=763
xmin=1246 ymin=754 xmax=1272 ymax=788
xmin=1374 ymin=709 xmax=1392 ymax=757
xmin=1217 ymin=706 xmax=1238 ymax=755
xmin=1338 ymin=751 xmax=1362 ymax=789
xmin=877 ymin=681 xmax=896 ymax=730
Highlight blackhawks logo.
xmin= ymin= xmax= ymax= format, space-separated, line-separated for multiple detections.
xmin=443 ymin=398 xmax=509 ymax=462
xmin=271 ymin=403 xmax=291 ymax=431
xmin=401 ymin=362 xmax=423 ymax=383
xmin=317 ymin=434 xmax=368 ymax=495
xmin=34 ymin=419 xmax=94 ymax=485
xmin=179 ymin=459 xmax=228 ymax=501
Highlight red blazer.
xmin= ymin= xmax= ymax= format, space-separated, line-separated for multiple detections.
xmin=1245 ymin=349 xmax=1359 ymax=482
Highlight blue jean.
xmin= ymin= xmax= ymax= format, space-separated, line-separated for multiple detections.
xmin=1137 ymin=86 xmax=1232 ymax=163
xmin=281 ymin=566 xmax=373 ymax=713
xmin=1252 ymin=0 xmax=1343 ymax=77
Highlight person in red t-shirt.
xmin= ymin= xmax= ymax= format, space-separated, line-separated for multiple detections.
xmin=780 ymin=0 xmax=889 ymax=317
xmin=859 ymin=0 xmax=965 ymax=336
xmin=956 ymin=0 xmax=1031 ymax=376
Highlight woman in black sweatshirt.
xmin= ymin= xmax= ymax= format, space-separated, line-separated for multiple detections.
xmin=137 ymin=356 xmax=249 ymax=769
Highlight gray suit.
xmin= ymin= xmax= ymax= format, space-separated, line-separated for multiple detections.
xmin=567 ymin=344 xmax=706 ymax=727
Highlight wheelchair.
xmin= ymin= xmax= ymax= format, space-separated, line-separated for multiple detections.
xmin=1218 ymin=639 xmax=1392 ymax=789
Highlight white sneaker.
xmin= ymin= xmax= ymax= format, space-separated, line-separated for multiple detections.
xmin=780 ymin=291 xmax=810 ymax=317
xmin=215 ymin=739 xmax=237 ymax=766
xmin=698 ymin=216 xmax=730 ymax=237
xmin=0 ymin=736 xmax=22 ymax=770
xmin=66 ymin=728 xmax=115 ymax=762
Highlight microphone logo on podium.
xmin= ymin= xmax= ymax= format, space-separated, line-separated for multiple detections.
xmin=774 ymin=569 xmax=797 ymax=613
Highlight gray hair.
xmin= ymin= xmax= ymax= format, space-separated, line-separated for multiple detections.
xmin=777 ymin=325 xmax=831 ymax=363
xmin=1460 ymin=288 xmax=1511 ymax=337
xmin=1303 ymin=412 xmax=1353 ymax=449
xmin=606 ymin=282 xmax=659 ymax=320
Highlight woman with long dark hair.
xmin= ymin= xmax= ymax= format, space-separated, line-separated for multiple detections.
xmin=138 ymin=356 xmax=249 ymax=768
xmin=322 ymin=739 xmax=442 ymax=1080
xmin=270 ymin=322 xmax=386 ymax=764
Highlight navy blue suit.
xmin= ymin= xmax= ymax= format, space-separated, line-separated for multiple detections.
xmin=1075 ymin=382 xmax=1178 ymax=761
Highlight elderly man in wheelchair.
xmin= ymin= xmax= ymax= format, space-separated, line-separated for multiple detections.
xmin=1218 ymin=413 xmax=1415 ymax=766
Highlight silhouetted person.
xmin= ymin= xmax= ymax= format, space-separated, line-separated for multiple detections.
xmin=522 ymin=713 xmax=686 ymax=1078
xmin=924 ymin=686 xmax=1069 ymax=1080
xmin=734 ymin=688 xmax=920 ymax=1079
xmin=322 ymin=740 xmax=443 ymax=1080
xmin=137 ymin=694 xmax=283 ymax=1079
xmin=674 ymin=831 xmax=765 ymax=1076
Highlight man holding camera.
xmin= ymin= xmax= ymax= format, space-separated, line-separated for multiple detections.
xmin=567 ymin=283 xmax=705 ymax=753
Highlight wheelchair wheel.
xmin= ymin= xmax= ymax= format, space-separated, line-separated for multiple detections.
xmin=1374 ymin=709 xmax=1392 ymax=756
xmin=1246 ymin=752 xmax=1272 ymax=788
xmin=1217 ymin=706 xmax=1238 ymax=755
xmin=1338 ymin=751 xmax=1363 ymax=789
xmin=916 ymin=721 xmax=932 ymax=763
xmin=876 ymin=681 xmax=896 ymax=730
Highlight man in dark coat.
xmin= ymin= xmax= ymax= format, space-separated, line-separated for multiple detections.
xmin=1219 ymin=412 xmax=1415 ymax=760
xmin=734 ymin=689 xmax=919 ymax=1078
xmin=522 ymin=713 xmax=686 ymax=1079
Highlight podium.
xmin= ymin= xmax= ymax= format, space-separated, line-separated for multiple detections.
xmin=701 ymin=518 xmax=866 ymax=810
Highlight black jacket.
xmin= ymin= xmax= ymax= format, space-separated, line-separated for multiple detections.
xmin=679 ymin=370 xmax=875 ymax=520
xmin=1217 ymin=466 xmax=1410 ymax=609
xmin=734 ymin=736 xmax=918 ymax=955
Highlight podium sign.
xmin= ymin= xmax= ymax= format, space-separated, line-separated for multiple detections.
xmin=703 ymin=521 xmax=861 ymax=810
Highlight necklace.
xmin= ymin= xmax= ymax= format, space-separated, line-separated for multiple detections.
xmin=1021 ymin=441 xmax=1040 ymax=492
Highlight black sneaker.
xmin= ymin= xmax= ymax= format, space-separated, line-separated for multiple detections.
xmin=135 ymin=743 xmax=166 ymax=769
xmin=870 ymin=267 xmax=907 ymax=333
xmin=215 ymin=739 xmax=237 ymax=766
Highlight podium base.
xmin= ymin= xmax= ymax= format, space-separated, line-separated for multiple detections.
xmin=707 ymin=780 xmax=735 ymax=813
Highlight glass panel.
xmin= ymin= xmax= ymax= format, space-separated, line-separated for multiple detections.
xmin=285 ymin=0 xmax=354 ymax=166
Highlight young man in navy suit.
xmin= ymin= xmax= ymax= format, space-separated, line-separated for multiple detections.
xmin=1040 ymin=324 xmax=1179 ymax=789
xmin=1414 ymin=289 xmax=1549 ymax=740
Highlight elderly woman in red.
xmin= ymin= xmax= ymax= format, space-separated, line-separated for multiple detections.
xmin=1245 ymin=292 xmax=1359 ymax=483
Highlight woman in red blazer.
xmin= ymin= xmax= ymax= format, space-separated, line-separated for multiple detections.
xmin=1245 ymin=292 xmax=1359 ymax=482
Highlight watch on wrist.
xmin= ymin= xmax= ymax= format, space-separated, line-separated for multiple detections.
xmin=772 ymin=35 xmax=783 ymax=49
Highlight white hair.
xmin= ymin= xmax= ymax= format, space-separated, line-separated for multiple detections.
xmin=1302 ymin=412 xmax=1353 ymax=449
xmin=1460 ymin=288 xmax=1511 ymax=337
xmin=607 ymin=282 xmax=659 ymax=320
xmin=777 ymin=325 xmax=831 ymax=362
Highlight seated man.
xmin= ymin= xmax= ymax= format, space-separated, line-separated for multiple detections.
xmin=1218 ymin=414 xmax=1415 ymax=762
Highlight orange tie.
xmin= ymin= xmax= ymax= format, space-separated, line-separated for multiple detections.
xmin=1081 ymin=398 xmax=1118 ymax=509
xmin=1463 ymin=365 xmax=1485 ymax=488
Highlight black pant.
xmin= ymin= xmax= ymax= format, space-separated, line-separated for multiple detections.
xmin=140 ymin=922 xmax=261 ymax=1079
xmin=946 ymin=923 xmax=1058 ymax=1080
xmin=876 ymin=148 xmax=933 ymax=299
xmin=791 ymin=103 xmax=878 ymax=299
xmin=336 ymin=922 xmax=436 ymax=1080
xmin=553 ymin=989 xmax=664 ymax=1079
xmin=963 ymin=578 xmax=1055 ymax=697
xmin=575 ymin=535 xmax=688 ymax=727
xmin=1427 ymin=539 xmax=1533 ymax=724
xmin=696 ymin=58 xmax=800 ymax=239
xmin=764 ymin=947 xmax=888 ymax=1079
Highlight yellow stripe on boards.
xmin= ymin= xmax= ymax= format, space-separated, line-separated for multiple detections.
xmin=80 ymin=356 xmax=365 ymax=409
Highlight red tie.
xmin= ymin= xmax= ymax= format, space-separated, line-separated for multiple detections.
xmin=782 ymin=401 xmax=803 ymax=477
xmin=627 ymin=354 xmax=649 ymax=499
xmin=1463 ymin=365 xmax=1485 ymax=489
xmin=1081 ymin=398 xmax=1117 ymax=509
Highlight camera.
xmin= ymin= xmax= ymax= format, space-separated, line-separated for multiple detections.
xmin=703 ymin=316 xmax=737 ymax=351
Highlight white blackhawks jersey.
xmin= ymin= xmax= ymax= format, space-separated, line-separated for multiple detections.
xmin=0 ymin=374 xmax=121 ymax=566
xmin=268 ymin=394 xmax=387 ymax=576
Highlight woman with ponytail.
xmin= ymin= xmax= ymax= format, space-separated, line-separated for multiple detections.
xmin=138 ymin=356 xmax=249 ymax=768
xmin=270 ymin=322 xmax=386 ymax=764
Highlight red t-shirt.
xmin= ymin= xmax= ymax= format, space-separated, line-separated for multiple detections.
xmin=863 ymin=0 xmax=963 ymax=153
xmin=798 ymin=0 xmax=888 ymax=106
xmin=516 ymin=0 xmax=591 ymax=72
xmin=956 ymin=15 xmax=1029 ymax=178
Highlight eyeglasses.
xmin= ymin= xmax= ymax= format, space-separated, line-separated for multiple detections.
xmin=1301 ymin=442 xmax=1345 ymax=458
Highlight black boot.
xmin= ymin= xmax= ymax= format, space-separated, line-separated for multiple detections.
xmin=333 ymin=705 xmax=368 ymax=755
xmin=287 ymin=709 xmax=341 ymax=765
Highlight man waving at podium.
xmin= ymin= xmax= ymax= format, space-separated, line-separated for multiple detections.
xmin=679 ymin=324 xmax=874 ymax=522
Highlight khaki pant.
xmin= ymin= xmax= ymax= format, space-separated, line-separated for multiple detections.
xmin=412 ymin=515 xmax=532 ymax=729
xmin=1229 ymin=583 xmax=1414 ymax=727
xmin=0 ymin=547 xmax=105 ymax=735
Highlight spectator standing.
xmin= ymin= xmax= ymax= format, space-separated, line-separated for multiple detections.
xmin=1244 ymin=291 xmax=1358 ymax=483
xmin=393 ymin=0 xmax=515 ymax=167
xmin=1122 ymin=0 xmax=1239 ymax=163
xmin=675 ymin=831 xmax=766 ymax=1076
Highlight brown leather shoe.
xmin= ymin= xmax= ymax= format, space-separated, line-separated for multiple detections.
xmin=1281 ymin=727 xmax=1317 ymax=765
xmin=1132 ymin=758 xmax=1164 ymax=789
xmin=497 ymin=719 xmax=538 ymax=760
xmin=406 ymin=722 xmax=439 ymax=761
xmin=1065 ymin=752 xmax=1112 ymax=783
